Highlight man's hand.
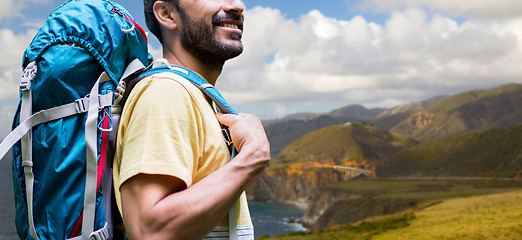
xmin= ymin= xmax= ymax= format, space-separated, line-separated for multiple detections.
xmin=216 ymin=112 xmax=271 ymax=182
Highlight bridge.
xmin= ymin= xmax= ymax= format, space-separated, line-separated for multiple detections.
xmin=309 ymin=165 xmax=373 ymax=178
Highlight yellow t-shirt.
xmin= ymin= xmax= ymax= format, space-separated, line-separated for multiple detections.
xmin=113 ymin=72 xmax=253 ymax=239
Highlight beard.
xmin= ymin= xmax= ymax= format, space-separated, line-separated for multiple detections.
xmin=178 ymin=7 xmax=243 ymax=68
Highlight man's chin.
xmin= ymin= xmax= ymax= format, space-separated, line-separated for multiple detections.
xmin=219 ymin=39 xmax=244 ymax=57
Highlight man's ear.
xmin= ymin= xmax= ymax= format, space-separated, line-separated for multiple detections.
xmin=153 ymin=1 xmax=179 ymax=31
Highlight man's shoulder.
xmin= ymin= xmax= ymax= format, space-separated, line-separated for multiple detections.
xmin=129 ymin=71 xmax=211 ymax=113
xmin=138 ymin=71 xmax=202 ymax=96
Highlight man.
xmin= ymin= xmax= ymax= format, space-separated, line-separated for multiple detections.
xmin=112 ymin=0 xmax=270 ymax=239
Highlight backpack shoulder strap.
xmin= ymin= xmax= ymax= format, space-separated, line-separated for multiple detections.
xmin=140 ymin=65 xmax=237 ymax=115
xmin=115 ymin=59 xmax=237 ymax=115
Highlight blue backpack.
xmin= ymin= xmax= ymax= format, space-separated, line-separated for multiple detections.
xmin=0 ymin=0 xmax=237 ymax=239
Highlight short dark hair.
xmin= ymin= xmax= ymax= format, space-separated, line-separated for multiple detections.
xmin=143 ymin=0 xmax=180 ymax=43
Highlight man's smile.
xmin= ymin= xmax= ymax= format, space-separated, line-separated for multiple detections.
xmin=213 ymin=14 xmax=244 ymax=34
xmin=220 ymin=23 xmax=239 ymax=29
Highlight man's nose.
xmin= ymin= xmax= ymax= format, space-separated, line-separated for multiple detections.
xmin=223 ymin=0 xmax=245 ymax=14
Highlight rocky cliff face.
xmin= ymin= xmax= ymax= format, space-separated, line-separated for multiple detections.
xmin=248 ymin=163 xmax=366 ymax=204
xmin=301 ymin=189 xmax=357 ymax=230
xmin=247 ymin=163 xmax=373 ymax=232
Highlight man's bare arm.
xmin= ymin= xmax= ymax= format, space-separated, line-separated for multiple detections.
xmin=120 ymin=113 xmax=270 ymax=240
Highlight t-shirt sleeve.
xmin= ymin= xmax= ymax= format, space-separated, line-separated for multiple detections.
xmin=117 ymin=76 xmax=202 ymax=189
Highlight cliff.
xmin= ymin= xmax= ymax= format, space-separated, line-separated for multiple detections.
xmin=248 ymin=124 xmax=415 ymax=231
xmin=248 ymin=163 xmax=367 ymax=204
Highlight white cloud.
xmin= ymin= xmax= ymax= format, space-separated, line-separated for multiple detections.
xmin=0 ymin=27 xmax=39 ymax=138
xmin=0 ymin=0 xmax=17 ymax=21
xmin=0 ymin=28 xmax=38 ymax=100
xmin=218 ymin=6 xmax=522 ymax=119
xmin=0 ymin=101 xmax=17 ymax=138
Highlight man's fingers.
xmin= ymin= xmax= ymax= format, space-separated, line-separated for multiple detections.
xmin=216 ymin=112 xmax=237 ymax=127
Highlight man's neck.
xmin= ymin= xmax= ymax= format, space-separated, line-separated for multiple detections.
xmin=162 ymin=44 xmax=223 ymax=85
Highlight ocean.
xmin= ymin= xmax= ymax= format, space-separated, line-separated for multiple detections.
xmin=249 ymin=202 xmax=308 ymax=238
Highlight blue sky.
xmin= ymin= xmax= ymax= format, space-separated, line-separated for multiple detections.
xmin=1 ymin=0 xmax=522 ymax=138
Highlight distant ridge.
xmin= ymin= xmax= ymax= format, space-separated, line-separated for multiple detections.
xmin=377 ymin=95 xmax=448 ymax=118
xmin=376 ymin=124 xmax=522 ymax=178
xmin=382 ymin=83 xmax=522 ymax=142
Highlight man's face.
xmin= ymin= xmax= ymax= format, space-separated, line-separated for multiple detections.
xmin=177 ymin=0 xmax=245 ymax=67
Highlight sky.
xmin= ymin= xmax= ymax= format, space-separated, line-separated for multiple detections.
xmin=1 ymin=0 xmax=522 ymax=138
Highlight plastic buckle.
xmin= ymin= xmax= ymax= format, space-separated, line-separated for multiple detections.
xmin=20 ymin=80 xmax=31 ymax=92
xmin=222 ymin=127 xmax=233 ymax=145
xmin=75 ymin=98 xmax=88 ymax=113
xmin=20 ymin=62 xmax=37 ymax=91
xmin=21 ymin=160 xmax=33 ymax=167
xmin=89 ymin=222 xmax=109 ymax=240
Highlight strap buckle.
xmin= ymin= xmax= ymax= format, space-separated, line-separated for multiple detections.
xmin=22 ymin=160 xmax=33 ymax=167
xmin=20 ymin=61 xmax=37 ymax=91
xmin=89 ymin=222 xmax=109 ymax=240
xmin=75 ymin=97 xmax=88 ymax=113
xmin=222 ymin=127 xmax=233 ymax=145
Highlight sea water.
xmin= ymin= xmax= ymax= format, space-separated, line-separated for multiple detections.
xmin=249 ymin=202 xmax=309 ymax=238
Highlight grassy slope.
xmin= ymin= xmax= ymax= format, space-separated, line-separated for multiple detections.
xmin=258 ymin=190 xmax=522 ymax=240
xmin=274 ymin=123 xmax=416 ymax=167
xmin=373 ymin=190 xmax=522 ymax=240
xmin=326 ymin=179 xmax=522 ymax=200
xmin=376 ymin=124 xmax=522 ymax=178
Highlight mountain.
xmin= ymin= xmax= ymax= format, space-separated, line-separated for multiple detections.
xmin=376 ymin=124 xmax=522 ymax=178
xmin=379 ymin=83 xmax=522 ymax=142
xmin=263 ymin=104 xmax=387 ymax=126
xmin=323 ymin=104 xmax=386 ymax=120
xmin=377 ymin=95 xmax=448 ymax=118
xmin=265 ymin=83 xmax=522 ymax=156
xmin=264 ymin=105 xmax=387 ymax=158
xmin=275 ymin=123 xmax=416 ymax=167
xmin=264 ymin=116 xmax=353 ymax=158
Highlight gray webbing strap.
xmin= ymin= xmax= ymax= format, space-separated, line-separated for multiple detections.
xmin=20 ymin=61 xmax=39 ymax=240
xmin=0 ymin=93 xmax=113 ymax=160
xmin=120 ymin=58 xmax=145 ymax=81
xmin=81 ymin=72 xmax=110 ymax=240
xmin=229 ymin=203 xmax=237 ymax=240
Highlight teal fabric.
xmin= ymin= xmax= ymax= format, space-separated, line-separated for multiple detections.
xmin=22 ymin=0 xmax=148 ymax=85
xmin=12 ymin=0 xmax=148 ymax=239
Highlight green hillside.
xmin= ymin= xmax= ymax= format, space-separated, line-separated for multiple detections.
xmin=274 ymin=123 xmax=416 ymax=168
xmin=258 ymin=190 xmax=522 ymax=240
xmin=376 ymin=124 xmax=522 ymax=178
xmin=373 ymin=190 xmax=522 ymax=240
xmin=384 ymin=83 xmax=522 ymax=142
